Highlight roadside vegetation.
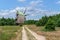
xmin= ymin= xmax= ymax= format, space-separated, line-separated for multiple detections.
xmin=0 ymin=13 xmax=60 ymax=40
xmin=25 ymin=14 xmax=60 ymax=31
xmin=0 ymin=26 xmax=22 ymax=40
xmin=24 ymin=14 xmax=60 ymax=40
xmin=1 ymin=14 xmax=60 ymax=31
xmin=27 ymin=25 xmax=60 ymax=40
xmin=0 ymin=17 xmax=15 ymax=26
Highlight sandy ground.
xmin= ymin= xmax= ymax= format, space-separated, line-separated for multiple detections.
xmin=14 ymin=26 xmax=46 ymax=40
xmin=25 ymin=26 xmax=46 ymax=40
xmin=22 ymin=27 xmax=28 ymax=40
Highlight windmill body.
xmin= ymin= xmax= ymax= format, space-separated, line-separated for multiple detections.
xmin=16 ymin=10 xmax=25 ymax=25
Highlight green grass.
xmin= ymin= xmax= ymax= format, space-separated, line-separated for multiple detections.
xmin=0 ymin=26 xmax=21 ymax=40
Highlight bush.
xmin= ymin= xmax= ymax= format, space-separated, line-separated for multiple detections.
xmin=0 ymin=17 xmax=15 ymax=26
xmin=56 ymin=18 xmax=60 ymax=27
xmin=39 ymin=16 xmax=48 ymax=26
xmin=44 ymin=19 xmax=55 ymax=31
xmin=24 ymin=20 xmax=37 ymax=25
xmin=35 ymin=22 xmax=40 ymax=26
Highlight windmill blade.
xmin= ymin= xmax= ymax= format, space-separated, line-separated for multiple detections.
xmin=23 ymin=8 xmax=27 ymax=14
xmin=25 ymin=14 xmax=30 ymax=16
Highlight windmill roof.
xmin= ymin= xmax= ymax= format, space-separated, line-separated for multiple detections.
xmin=17 ymin=11 xmax=24 ymax=16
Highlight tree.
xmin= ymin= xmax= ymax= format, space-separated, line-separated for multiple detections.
xmin=0 ymin=17 xmax=15 ymax=26
xmin=44 ymin=19 xmax=55 ymax=31
xmin=0 ymin=17 xmax=6 ymax=25
xmin=56 ymin=18 xmax=60 ymax=27
xmin=35 ymin=22 xmax=41 ymax=26
xmin=24 ymin=20 xmax=37 ymax=25
xmin=38 ymin=16 xmax=48 ymax=26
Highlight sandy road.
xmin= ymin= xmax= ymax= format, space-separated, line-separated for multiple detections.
xmin=22 ymin=26 xmax=46 ymax=40
xmin=22 ymin=27 xmax=28 ymax=40
xmin=25 ymin=27 xmax=46 ymax=40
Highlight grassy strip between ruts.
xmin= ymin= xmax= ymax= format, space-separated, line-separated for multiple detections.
xmin=0 ymin=26 xmax=22 ymax=40
xmin=25 ymin=27 xmax=37 ymax=40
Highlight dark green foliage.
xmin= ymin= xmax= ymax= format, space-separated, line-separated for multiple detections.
xmin=35 ymin=22 xmax=41 ymax=26
xmin=36 ymin=14 xmax=60 ymax=27
xmin=40 ymin=16 xmax=48 ymax=26
xmin=44 ymin=19 xmax=55 ymax=31
xmin=0 ymin=17 xmax=15 ymax=26
xmin=0 ymin=13 xmax=60 ymax=27
xmin=24 ymin=20 xmax=37 ymax=25
xmin=35 ymin=16 xmax=48 ymax=26
xmin=56 ymin=18 xmax=60 ymax=27
xmin=0 ymin=32 xmax=16 ymax=40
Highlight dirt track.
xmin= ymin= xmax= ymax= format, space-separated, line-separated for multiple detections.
xmin=22 ymin=26 xmax=46 ymax=40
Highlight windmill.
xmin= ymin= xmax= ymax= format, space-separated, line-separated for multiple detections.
xmin=16 ymin=8 xmax=28 ymax=25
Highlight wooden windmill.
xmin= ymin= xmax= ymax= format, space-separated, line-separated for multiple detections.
xmin=16 ymin=9 xmax=27 ymax=25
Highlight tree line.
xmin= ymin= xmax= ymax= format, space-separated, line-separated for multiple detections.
xmin=0 ymin=14 xmax=60 ymax=31
xmin=0 ymin=17 xmax=16 ymax=26
xmin=25 ymin=14 xmax=60 ymax=31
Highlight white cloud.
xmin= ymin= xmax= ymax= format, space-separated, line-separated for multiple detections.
xmin=0 ymin=10 xmax=15 ymax=16
xmin=31 ymin=14 xmax=35 ymax=16
xmin=15 ymin=7 xmax=26 ymax=12
xmin=15 ymin=7 xmax=20 ymax=10
xmin=9 ymin=9 xmax=16 ymax=13
xmin=29 ymin=0 xmax=43 ymax=7
xmin=0 ymin=12 xmax=9 ymax=16
xmin=41 ymin=11 xmax=60 ymax=16
xmin=9 ymin=7 xmax=26 ymax=13
xmin=0 ymin=7 xmax=26 ymax=16
xmin=56 ymin=1 xmax=60 ymax=4
xmin=18 ymin=0 xmax=26 ymax=2
xmin=0 ymin=6 xmax=60 ymax=19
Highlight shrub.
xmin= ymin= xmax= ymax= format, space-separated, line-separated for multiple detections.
xmin=39 ymin=16 xmax=48 ymax=26
xmin=35 ymin=22 xmax=40 ymax=26
xmin=44 ymin=19 xmax=55 ymax=31
xmin=56 ymin=18 xmax=60 ymax=27
xmin=24 ymin=20 xmax=37 ymax=25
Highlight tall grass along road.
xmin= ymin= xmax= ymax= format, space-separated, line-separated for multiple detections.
xmin=0 ymin=26 xmax=22 ymax=40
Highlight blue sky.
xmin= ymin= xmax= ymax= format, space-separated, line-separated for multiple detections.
xmin=0 ymin=0 xmax=60 ymax=20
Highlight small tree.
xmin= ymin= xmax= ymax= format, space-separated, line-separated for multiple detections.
xmin=39 ymin=16 xmax=48 ymax=26
xmin=24 ymin=20 xmax=36 ymax=25
xmin=44 ymin=19 xmax=55 ymax=31
xmin=35 ymin=22 xmax=41 ymax=26
xmin=56 ymin=18 xmax=60 ymax=27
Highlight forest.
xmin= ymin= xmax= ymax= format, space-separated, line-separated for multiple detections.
xmin=0 ymin=14 xmax=60 ymax=31
xmin=0 ymin=17 xmax=15 ymax=25
xmin=25 ymin=14 xmax=60 ymax=27
xmin=25 ymin=14 xmax=60 ymax=31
